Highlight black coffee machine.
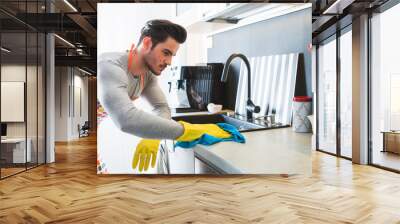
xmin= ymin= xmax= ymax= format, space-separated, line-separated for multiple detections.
xmin=168 ymin=63 xmax=224 ymax=112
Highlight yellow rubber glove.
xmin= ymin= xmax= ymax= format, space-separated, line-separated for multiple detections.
xmin=176 ymin=121 xmax=231 ymax=142
xmin=132 ymin=139 xmax=160 ymax=172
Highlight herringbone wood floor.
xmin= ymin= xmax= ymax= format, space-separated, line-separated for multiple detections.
xmin=1 ymin=135 xmax=400 ymax=223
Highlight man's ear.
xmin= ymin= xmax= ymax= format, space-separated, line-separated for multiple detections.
xmin=142 ymin=36 xmax=153 ymax=52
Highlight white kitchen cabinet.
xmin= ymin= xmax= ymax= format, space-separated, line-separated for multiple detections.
xmin=160 ymin=140 xmax=195 ymax=174
xmin=199 ymin=3 xmax=229 ymax=20
xmin=174 ymin=3 xmax=233 ymax=33
xmin=159 ymin=140 xmax=220 ymax=174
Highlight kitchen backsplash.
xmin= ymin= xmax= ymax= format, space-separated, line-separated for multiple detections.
xmin=208 ymin=7 xmax=312 ymax=110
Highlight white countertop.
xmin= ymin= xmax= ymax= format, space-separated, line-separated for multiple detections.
xmin=190 ymin=127 xmax=311 ymax=175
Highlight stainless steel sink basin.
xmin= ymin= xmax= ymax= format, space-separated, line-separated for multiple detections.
xmin=172 ymin=114 xmax=289 ymax=132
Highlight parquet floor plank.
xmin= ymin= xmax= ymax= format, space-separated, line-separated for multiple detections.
xmin=0 ymin=135 xmax=399 ymax=223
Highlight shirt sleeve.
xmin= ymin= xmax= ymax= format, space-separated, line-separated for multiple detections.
xmin=97 ymin=60 xmax=183 ymax=139
xmin=141 ymin=74 xmax=171 ymax=119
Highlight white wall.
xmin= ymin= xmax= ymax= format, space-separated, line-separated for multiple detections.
xmin=76 ymin=74 xmax=89 ymax=123
xmin=72 ymin=73 xmax=89 ymax=138
xmin=184 ymin=33 xmax=208 ymax=66
xmin=97 ymin=3 xmax=176 ymax=55
xmin=55 ymin=67 xmax=68 ymax=141
xmin=1 ymin=64 xmax=46 ymax=163
xmin=97 ymin=3 xmax=177 ymax=111
xmin=1 ymin=65 xmax=38 ymax=137
xmin=173 ymin=3 xmax=233 ymax=66
xmin=54 ymin=67 xmax=89 ymax=141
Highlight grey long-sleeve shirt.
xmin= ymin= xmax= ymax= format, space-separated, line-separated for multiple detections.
xmin=98 ymin=51 xmax=184 ymax=139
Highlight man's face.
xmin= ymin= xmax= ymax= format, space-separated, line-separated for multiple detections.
xmin=142 ymin=36 xmax=179 ymax=76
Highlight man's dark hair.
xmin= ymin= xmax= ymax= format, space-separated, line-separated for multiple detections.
xmin=138 ymin=19 xmax=187 ymax=49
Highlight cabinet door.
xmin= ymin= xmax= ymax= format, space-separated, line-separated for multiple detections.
xmin=199 ymin=3 xmax=227 ymax=19
xmin=163 ymin=140 xmax=195 ymax=174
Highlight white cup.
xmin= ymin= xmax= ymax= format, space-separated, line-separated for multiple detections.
xmin=207 ymin=103 xmax=222 ymax=114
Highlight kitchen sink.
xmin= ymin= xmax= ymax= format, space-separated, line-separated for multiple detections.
xmin=172 ymin=113 xmax=289 ymax=132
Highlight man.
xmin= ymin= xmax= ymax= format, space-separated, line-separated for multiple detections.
xmin=98 ymin=20 xmax=230 ymax=172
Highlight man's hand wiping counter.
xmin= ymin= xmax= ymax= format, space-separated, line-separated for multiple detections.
xmin=132 ymin=121 xmax=245 ymax=172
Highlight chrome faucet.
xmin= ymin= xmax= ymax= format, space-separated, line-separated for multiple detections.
xmin=221 ymin=53 xmax=260 ymax=121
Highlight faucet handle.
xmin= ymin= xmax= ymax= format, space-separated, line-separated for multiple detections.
xmin=246 ymin=100 xmax=260 ymax=113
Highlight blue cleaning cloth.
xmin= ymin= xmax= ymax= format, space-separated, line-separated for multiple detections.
xmin=175 ymin=123 xmax=246 ymax=148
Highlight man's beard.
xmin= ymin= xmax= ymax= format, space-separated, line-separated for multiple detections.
xmin=143 ymin=55 xmax=160 ymax=75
